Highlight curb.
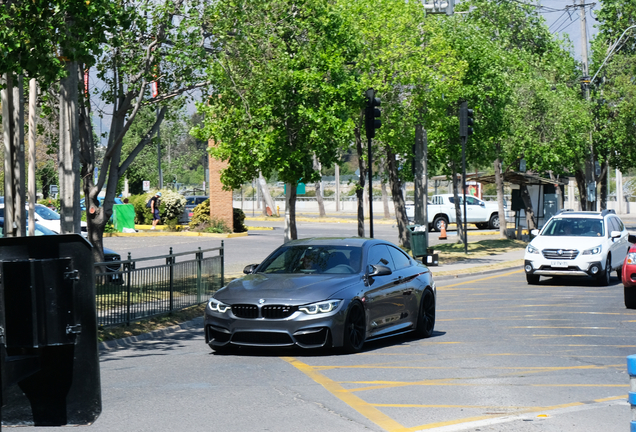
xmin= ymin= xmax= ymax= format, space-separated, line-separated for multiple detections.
xmin=246 ymin=226 xmax=274 ymax=231
xmin=104 ymin=231 xmax=248 ymax=238
xmin=99 ymin=317 xmax=204 ymax=352
xmin=432 ymin=261 xmax=523 ymax=281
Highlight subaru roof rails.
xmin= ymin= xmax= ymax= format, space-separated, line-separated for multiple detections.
xmin=557 ymin=209 xmax=574 ymax=214
xmin=601 ymin=209 xmax=616 ymax=216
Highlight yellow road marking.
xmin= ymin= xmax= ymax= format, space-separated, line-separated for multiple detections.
xmin=437 ymin=270 xmax=523 ymax=289
xmin=282 ymin=357 xmax=406 ymax=431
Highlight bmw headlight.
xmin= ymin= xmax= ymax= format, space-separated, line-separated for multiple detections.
xmin=627 ymin=252 xmax=636 ymax=264
xmin=208 ymin=298 xmax=231 ymax=314
xmin=582 ymin=245 xmax=602 ymax=255
xmin=527 ymin=244 xmax=539 ymax=254
xmin=299 ymin=300 xmax=342 ymax=315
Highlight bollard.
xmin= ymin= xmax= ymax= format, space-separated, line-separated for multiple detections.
xmin=628 ymin=354 xmax=636 ymax=432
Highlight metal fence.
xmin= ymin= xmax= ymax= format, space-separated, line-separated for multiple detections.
xmin=94 ymin=244 xmax=224 ymax=327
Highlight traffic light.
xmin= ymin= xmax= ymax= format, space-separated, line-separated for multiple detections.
xmin=365 ymin=88 xmax=381 ymax=139
xmin=459 ymin=101 xmax=474 ymax=138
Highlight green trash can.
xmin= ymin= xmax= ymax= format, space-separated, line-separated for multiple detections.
xmin=407 ymin=225 xmax=428 ymax=257
xmin=113 ymin=204 xmax=136 ymax=232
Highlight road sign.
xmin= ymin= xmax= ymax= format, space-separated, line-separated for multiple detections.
xmin=143 ymin=181 xmax=150 ymax=191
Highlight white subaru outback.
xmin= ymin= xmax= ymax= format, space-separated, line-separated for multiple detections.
xmin=524 ymin=209 xmax=630 ymax=285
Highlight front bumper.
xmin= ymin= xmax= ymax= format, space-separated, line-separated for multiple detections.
xmin=524 ymin=258 xmax=604 ymax=278
xmin=204 ymin=306 xmax=348 ymax=349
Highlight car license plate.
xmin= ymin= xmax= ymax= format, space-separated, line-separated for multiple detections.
xmin=551 ymin=260 xmax=568 ymax=268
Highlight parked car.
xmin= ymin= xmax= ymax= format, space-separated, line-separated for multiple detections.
xmin=80 ymin=197 xmax=124 ymax=211
xmin=179 ymin=195 xmax=208 ymax=224
xmin=0 ymin=217 xmax=122 ymax=281
xmin=620 ymin=236 xmax=636 ymax=309
xmin=0 ymin=203 xmax=88 ymax=234
xmin=524 ymin=209 xmax=630 ymax=286
xmin=204 ymin=237 xmax=436 ymax=353
xmin=405 ymin=194 xmax=508 ymax=231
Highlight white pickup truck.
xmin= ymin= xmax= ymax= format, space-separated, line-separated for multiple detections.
xmin=405 ymin=194 xmax=506 ymax=231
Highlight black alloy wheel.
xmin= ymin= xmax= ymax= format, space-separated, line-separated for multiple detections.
xmin=597 ymin=256 xmax=612 ymax=286
xmin=415 ymin=289 xmax=436 ymax=338
xmin=342 ymin=301 xmax=366 ymax=353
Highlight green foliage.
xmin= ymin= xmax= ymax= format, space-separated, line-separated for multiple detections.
xmin=189 ymin=199 xmax=211 ymax=229
xmin=127 ymin=194 xmax=153 ymax=225
xmin=233 ymin=208 xmax=247 ymax=233
xmin=104 ymin=221 xmax=117 ymax=233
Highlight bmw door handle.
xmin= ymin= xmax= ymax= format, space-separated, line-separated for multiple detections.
xmin=402 ymin=289 xmax=414 ymax=295
xmin=393 ymin=276 xmax=403 ymax=285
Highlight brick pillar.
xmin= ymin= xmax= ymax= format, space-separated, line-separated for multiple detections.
xmin=208 ymin=139 xmax=234 ymax=230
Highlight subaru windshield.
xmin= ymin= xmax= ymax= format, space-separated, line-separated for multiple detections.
xmin=541 ymin=217 xmax=604 ymax=237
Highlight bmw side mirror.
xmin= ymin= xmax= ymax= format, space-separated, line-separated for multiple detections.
xmin=368 ymin=264 xmax=392 ymax=277
xmin=243 ymin=264 xmax=258 ymax=274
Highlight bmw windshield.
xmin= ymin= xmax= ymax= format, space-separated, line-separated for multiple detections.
xmin=258 ymin=245 xmax=362 ymax=274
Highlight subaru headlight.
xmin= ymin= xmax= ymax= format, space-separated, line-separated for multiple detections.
xmin=208 ymin=298 xmax=231 ymax=314
xmin=582 ymin=245 xmax=602 ymax=255
xmin=527 ymin=244 xmax=539 ymax=254
xmin=627 ymin=252 xmax=636 ymax=264
xmin=299 ymin=300 xmax=342 ymax=315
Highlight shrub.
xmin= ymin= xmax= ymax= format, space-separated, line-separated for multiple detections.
xmin=38 ymin=197 xmax=60 ymax=210
xmin=233 ymin=208 xmax=247 ymax=233
xmin=128 ymin=190 xmax=186 ymax=226
xmin=189 ymin=199 xmax=211 ymax=229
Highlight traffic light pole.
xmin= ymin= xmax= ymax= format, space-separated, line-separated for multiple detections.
xmin=461 ymin=135 xmax=467 ymax=255
xmin=368 ymin=136 xmax=374 ymax=239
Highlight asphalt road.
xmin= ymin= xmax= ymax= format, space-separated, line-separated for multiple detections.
xmin=19 ymin=269 xmax=634 ymax=432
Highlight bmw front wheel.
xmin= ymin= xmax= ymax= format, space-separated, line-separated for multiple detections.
xmin=342 ymin=301 xmax=366 ymax=354
xmin=415 ymin=289 xmax=435 ymax=338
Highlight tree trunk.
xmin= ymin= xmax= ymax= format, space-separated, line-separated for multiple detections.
xmin=284 ymin=182 xmax=298 ymax=242
xmin=599 ymin=161 xmax=608 ymax=211
xmin=451 ymin=162 xmax=464 ymax=245
xmin=28 ymin=78 xmax=37 ymax=237
xmin=414 ymin=124 xmax=426 ymax=226
xmin=355 ymin=127 xmax=365 ymax=237
xmin=258 ymin=172 xmax=276 ymax=216
xmin=520 ymin=182 xmax=536 ymax=231
xmin=380 ymin=158 xmax=390 ymax=219
xmin=494 ymin=157 xmax=506 ymax=238
xmin=334 ymin=164 xmax=340 ymax=212
xmin=59 ymin=60 xmax=81 ymax=234
xmin=2 ymin=73 xmax=16 ymax=237
xmin=313 ymin=154 xmax=326 ymax=218
xmin=574 ymin=169 xmax=588 ymax=211
xmin=386 ymin=148 xmax=410 ymax=249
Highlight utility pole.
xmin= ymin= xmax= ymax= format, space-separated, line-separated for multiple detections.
xmin=578 ymin=0 xmax=595 ymax=211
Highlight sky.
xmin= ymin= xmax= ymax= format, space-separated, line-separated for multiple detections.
xmin=537 ymin=0 xmax=601 ymax=62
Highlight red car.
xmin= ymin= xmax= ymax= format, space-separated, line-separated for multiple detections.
xmin=621 ymin=236 xmax=636 ymax=309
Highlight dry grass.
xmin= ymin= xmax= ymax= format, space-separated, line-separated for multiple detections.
xmin=433 ymin=238 xmax=527 ymax=265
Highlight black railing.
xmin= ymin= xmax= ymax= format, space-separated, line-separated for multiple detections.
xmin=94 ymin=243 xmax=224 ymax=327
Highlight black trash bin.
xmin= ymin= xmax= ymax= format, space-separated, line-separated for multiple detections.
xmin=407 ymin=225 xmax=428 ymax=258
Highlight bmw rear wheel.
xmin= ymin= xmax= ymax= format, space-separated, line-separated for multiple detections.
xmin=342 ymin=301 xmax=366 ymax=353
xmin=415 ymin=289 xmax=436 ymax=338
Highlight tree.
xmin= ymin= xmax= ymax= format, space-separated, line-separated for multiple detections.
xmin=81 ymin=0 xmax=211 ymax=262
xmin=193 ymin=0 xmax=360 ymax=241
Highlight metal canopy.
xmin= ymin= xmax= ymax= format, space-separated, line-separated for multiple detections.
xmin=466 ymin=172 xmax=567 ymax=186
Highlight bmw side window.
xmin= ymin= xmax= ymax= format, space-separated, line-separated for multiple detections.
xmin=388 ymin=246 xmax=411 ymax=270
xmin=367 ymin=245 xmax=395 ymax=272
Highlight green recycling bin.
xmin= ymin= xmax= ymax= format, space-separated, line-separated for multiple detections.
xmin=407 ymin=225 xmax=428 ymax=257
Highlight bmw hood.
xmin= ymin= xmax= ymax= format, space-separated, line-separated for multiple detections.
xmin=213 ymin=273 xmax=360 ymax=305
xmin=530 ymin=235 xmax=605 ymax=251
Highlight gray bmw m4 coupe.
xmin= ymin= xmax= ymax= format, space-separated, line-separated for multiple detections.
xmin=204 ymin=237 xmax=436 ymax=353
